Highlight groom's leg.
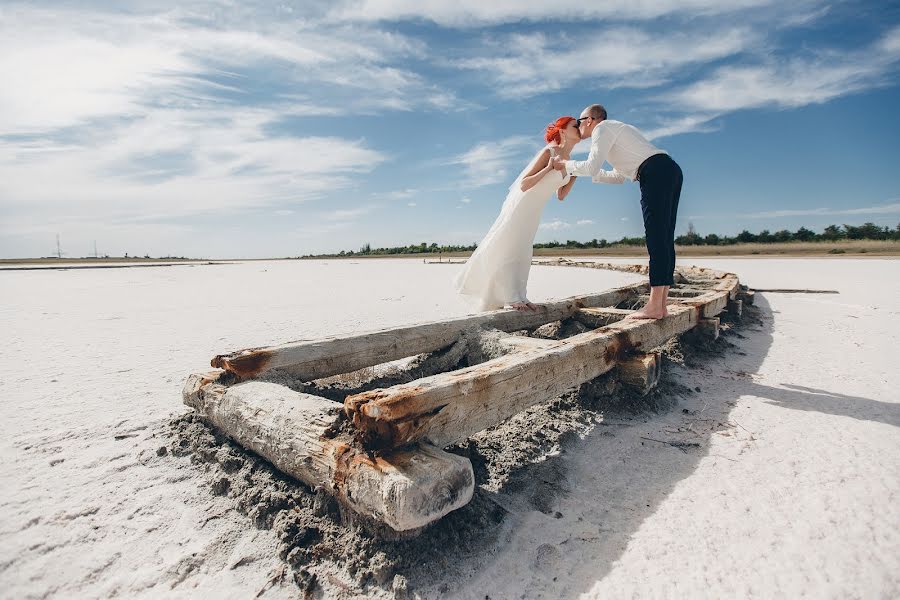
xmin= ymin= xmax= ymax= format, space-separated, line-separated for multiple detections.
xmin=667 ymin=160 xmax=684 ymax=281
xmin=630 ymin=173 xmax=670 ymax=319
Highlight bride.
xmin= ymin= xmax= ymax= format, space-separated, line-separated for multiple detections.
xmin=454 ymin=116 xmax=580 ymax=311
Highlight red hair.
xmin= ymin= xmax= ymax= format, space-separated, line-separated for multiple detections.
xmin=545 ymin=116 xmax=576 ymax=144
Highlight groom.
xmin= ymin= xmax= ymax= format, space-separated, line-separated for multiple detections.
xmin=551 ymin=104 xmax=683 ymax=320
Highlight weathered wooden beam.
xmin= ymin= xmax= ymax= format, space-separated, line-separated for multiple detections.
xmin=574 ymin=307 xmax=633 ymax=328
xmin=737 ymin=289 xmax=755 ymax=305
xmin=681 ymin=290 xmax=730 ymax=318
xmin=666 ymin=287 xmax=708 ymax=298
xmin=210 ymin=282 xmax=648 ymax=381
xmin=494 ymin=335 xmax=561 ymax=353
xmin=689 ymin=317 xmax=720 ymax=341
xmin=182 ymin=376 xmax=473 ymax=532
xmin=617 ymin=351 xmax=661 ymax=395
xmin=345 ymin=304 xmax=703 ymax=450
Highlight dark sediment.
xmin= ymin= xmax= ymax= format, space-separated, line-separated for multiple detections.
xmin=166 ymin=306 xmax=752 ymax=597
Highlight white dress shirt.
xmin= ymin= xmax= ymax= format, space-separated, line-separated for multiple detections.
xmin=564 ymin=119 xmax=666 ymax=184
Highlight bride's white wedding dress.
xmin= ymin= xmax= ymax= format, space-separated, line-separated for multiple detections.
xmin=454 ymin=145 xmax=570 ymax=311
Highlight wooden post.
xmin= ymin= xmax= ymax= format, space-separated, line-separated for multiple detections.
xmin=182 ymin=376 xmax=474 ymax=532
xmin=617 ymin=351 xmax=661 ymax=395
xmin=690 ymin=317 xmax=720 ymax=341
xmin=727 ymin=298 xmax=743 ymax=317
xmin=737 ymin=289 xmax=755 ymax=305
xmin=210 ymin=283 xmax=647 ymax=381
xmin=345 ymin=305 xmax=703 ymax=450
xmin=574 ymin=307 xmax=633 ymax=328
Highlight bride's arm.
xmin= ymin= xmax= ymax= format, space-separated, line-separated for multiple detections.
xmin=519 ymin=149 xmax=552 ymax=192
xmin=557 ymin=176 xmax=577 ymax=201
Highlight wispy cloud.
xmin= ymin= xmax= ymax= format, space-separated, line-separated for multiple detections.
xmin=329 ymin=0 xmax=777 ymax=26
xmin=453 ymin=28 xmax=758 ymax=99
xmin=373 ymin=188 xmax=419 ymax=200
xmin=323 ymin=206 xmax=378 ymax=221
xmin=448 ymin=135 xmax=535 ymax=187
xmin=539 ymin=219 xmax=572 ymax=231
xmin=576 ymin=219 xmax=595 ymax=226
xmin=666 ymin=26 xmax=900 ymax=114
xmin=739 ymin=202 xmax=900 ymax=218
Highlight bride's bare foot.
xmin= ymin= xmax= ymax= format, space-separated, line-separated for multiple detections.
xmin=625 ymin=306 xmax=669 ymax=320
xmin=509 ymin=301 xmax=539 ymax=311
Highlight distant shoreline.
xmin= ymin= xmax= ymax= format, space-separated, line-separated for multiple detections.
xmin=2 ymin=240 xmax=898 ymax=267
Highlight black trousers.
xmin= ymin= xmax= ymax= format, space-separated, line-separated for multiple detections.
xmin=638 ymin=154 xmax=683 ymax=287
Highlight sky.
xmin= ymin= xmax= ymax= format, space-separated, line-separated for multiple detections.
xmin=1 ymin=1 xmax=899 ymax=259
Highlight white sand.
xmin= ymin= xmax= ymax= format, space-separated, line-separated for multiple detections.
xmin=1 ymin=257 xmax=898 ymax=598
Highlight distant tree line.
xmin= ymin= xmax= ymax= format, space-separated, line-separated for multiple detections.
xmin=300 ymin=222 xmax=899 ymax=257
xmin=300 ymin=242 xmax=477 ymax=258
xmin=673 ymin=222 xmax=900 ymax=246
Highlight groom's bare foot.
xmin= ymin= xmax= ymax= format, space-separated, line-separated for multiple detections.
xmin=625 ymin=306 xmax=669 ymax=320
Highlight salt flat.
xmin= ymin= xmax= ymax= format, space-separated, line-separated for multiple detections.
xmin=0 ymin=257 xmax=897 ymax=598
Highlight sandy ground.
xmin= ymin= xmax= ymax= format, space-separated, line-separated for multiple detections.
xmin=1 ymin=257 xmax=898 ymax=598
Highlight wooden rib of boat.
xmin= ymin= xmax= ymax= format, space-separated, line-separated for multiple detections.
xmin=183 ymin=260 xmax=748 ymax=533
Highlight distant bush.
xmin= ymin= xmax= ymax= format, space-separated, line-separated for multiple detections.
xmin=300 ymin=221 xmax=899 ymax=258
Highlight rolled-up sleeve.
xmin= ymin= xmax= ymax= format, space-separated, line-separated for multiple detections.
xmin=566 ymin=125 xmax=614 ymax=177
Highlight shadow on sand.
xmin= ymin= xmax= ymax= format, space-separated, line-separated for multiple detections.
xmin=412 ymin=295 xmax=779 ymax=599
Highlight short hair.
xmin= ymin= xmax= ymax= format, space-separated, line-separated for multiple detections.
xmin=587 ymin=104 xmax=607 ymax=121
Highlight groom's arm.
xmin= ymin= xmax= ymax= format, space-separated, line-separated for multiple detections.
xmin=564 ymin=125 xmax=614 ymax=177
xmin=591 ymin=168 xmax=627 ymax=184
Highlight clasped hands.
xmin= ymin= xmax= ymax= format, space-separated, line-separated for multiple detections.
xmin=549 ymin=156 xmax=567 ymax=172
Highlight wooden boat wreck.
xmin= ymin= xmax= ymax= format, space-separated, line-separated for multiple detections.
xmin=182 ymin=260 xmax=752 ymax=534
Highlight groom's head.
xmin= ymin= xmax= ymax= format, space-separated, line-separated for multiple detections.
xmin=577 ymin=104 xmax=607 ymax=139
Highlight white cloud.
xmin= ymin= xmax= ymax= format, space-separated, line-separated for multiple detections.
xmin=666 ymin=26 xmax=900 ymax=114
xmin=448 ymin=135 xmax=535 ymax=187
xmin=329 ymin=0 xmax=775 ymax=27
xmin=374 ymin=188 xmax=419 ymax=200
xmin=0 ymin=7 xmax=442 ymax=136
xmin=0 ymin=5 xmax=435 ymax=247
xmin=407 ymin=202 xmax=417 ymax=207
xmin=539 ymin=219 xmax=572 ymax=231
xmin=641 ymin=114 xmax=722 ymax=140
xmin=452 ymin=27 xmax=758 ymax=98
xmin=461 ymin=197 xmax=472 ymax=203
xmin=576 ymin=219 xmax=594 ymax=226
xmin=740 ymin=202 xmax=900 ymax=219
xmin=322 ymin=206 xmax=378 ymax=221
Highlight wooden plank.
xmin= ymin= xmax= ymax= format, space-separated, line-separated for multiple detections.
xmin=210 ymin=282 xmax=648 ymax=381
xmin=494 ymin=335 xmax=561 ymax=353
xmin=689 ymin=317 xmax=720 ymax=341
xmin=574 ymin=307 xmax=633 ymax=328
xmin=182 ymin=376 xmax=473 ymax=532
xmin=681 ymin=290 xmax=730 ymax=318
xmin=345 ymin=304 xmax=701 ymax=450
xmin=666 ymin=288 xmax=708 ymax=298
xmin=617 ymin=351 xmax=661 ymax=395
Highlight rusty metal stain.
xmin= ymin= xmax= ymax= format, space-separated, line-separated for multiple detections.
xmin=350 ymin=397 xmax=449 ymax=450
xmin=330 ymin=442 xmax=356 ymax=490
xmin=603 ymin=330 xmax=637 ymax=364
xmin=210 ymin=349 xmax=275 ymax=379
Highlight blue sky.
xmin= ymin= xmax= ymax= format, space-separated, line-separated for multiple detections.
xmin=1 ymin=1 xmax=898 ymax=258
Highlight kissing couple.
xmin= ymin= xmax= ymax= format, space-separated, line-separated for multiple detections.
xmin=454 ymin=104 xmax=683 ymax=320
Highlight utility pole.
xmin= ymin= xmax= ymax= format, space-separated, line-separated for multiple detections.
xmin=56 ymin=234 xmax=63 ymax=259
xmin=93 ymin=240 xmax=99 ymax=258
